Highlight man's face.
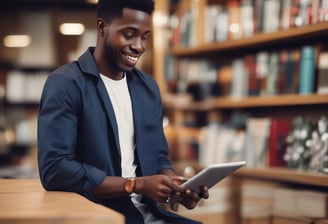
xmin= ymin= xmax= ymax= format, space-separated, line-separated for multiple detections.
xmin=102 ymin=7 xmax=151 ymax=73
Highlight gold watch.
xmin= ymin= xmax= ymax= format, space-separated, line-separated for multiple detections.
xmin=124 ymin=177 xmax=136 ymax=194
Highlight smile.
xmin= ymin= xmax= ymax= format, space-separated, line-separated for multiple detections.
xmin=123 ymin=53 xmax=139 ymax=64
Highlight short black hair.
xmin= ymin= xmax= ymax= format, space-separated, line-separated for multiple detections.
xmin=97 ymin=0 xmax=155 ymax=22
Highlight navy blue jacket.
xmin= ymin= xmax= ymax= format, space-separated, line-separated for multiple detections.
xmin=37 ymin=48 xmax=201 ymax=224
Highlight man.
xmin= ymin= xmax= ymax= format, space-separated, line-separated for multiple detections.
xmin=37 ymin=0 xmax=208 ymax=224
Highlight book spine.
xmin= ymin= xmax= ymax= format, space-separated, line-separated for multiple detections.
xmin=317 ymin=51 xmax=328 ymax=94
xmin=299 ymin=46 xmax=316 ymax=94
xmin=228 ymin=0 xmax=241 ymax=40
xmin=269 ymin=119 xmax=291 ymax=167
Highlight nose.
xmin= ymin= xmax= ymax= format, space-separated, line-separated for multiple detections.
xmin=130 ymin=37 xmax=145 ymax=53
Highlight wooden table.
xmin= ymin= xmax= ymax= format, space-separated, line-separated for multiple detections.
xmin=0 ymin=179 xmax=125 ymax=224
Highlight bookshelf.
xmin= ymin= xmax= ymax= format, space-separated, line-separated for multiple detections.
xmin=163 ymin=94 xmax=328 ymax=111
xmin=235 ymin=167 xmax=328 ymax=188
xmin=153 ymin=0 xmax=328 ymax=223
xmin=170 ymin=22 xmax=328 ymax=56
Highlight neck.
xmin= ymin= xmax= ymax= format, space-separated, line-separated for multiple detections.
xmin=104 ymin=72 xmax=124 ymax=80
xmin=93 ymin=47 xmax=124 ymax=80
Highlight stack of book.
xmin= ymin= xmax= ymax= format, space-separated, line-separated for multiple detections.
xmin=273 ymin=188 xmax=328 ymax=219
xmin=171 ymin=178 xmax=239 ymax=224
xmin=240 ymin=179 xmax=283 ymax=220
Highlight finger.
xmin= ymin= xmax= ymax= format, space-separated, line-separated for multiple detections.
xmin=171 ymin=183 xmax=184 ymax=194
xmin=170 ymin=202 xmax=179 ymax=211
xmin=190 ymin=191 xmax=201 ymax=202
xmin=182 ymin=197 xmax=197 ymax=209
xmin=201 ymin=186 xmax=209 ymax=199
xmin=171 ymin=176 xmax=188 ymax=185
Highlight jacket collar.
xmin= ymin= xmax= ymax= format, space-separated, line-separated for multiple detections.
xmin=77 ymin=47 xmax=100 ymax=78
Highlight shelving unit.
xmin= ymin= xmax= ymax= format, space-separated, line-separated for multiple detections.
xmin=170 ymin=22 xmax=328 ymax=56
xmin=154 ymin=0 xmax=328 ymax=223
xmin=164 ymin=94 xmax=328 ymax=111
xmin=235 ymin=167 xmax=328 ymax=188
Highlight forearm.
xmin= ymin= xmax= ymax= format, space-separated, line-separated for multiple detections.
xmin=92 ymin=176 xmax=130 ymax=199
xmin=92 ymin=176 xmax=150 ymax=199
xmin=92 ymin=174 xmax=184 ymax=203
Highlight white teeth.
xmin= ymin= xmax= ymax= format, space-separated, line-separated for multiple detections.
xmin=126 ymin=54 xmax=138 ymax=62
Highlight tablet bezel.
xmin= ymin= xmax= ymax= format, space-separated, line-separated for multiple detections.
xmin=181 ymin=161 xmax=246 ymax=193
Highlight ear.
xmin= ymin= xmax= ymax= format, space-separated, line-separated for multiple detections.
xmin=96 ymin=18 xmax=107 ymax=37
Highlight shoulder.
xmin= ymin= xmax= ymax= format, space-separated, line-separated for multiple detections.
xmin=131 ymin=68 xmax=160 ymax=91
xmin=47 ymin=47 xmax=99 ymax=85
xmin=44 ymin=63 xmax=79 ymax=93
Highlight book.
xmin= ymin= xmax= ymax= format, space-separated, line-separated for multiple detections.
xmin=266 ymin=52 xmax=279 ymax=95
xmin=204 ymin=4 xmax=221 ymax=43
xmin=317 ymin=51 xmax=328 ymax=94
xmin=269 ymin=118 xmax=291 ymax=167
xmin=240 ymin=0 xmax=254 ymax=38
xmin=298 ymin=0 xmax=312 ymax=26
xmin=227 ymin=0 xmax=241 ymax=40
xmin=273 ymin=188 xmax=328 ymax=219
xmin=290 ymin=0 xmax=301 ymax=27
xmin=278 ymin=50 xmax=288 ymax=94
xmin=296 ymin=190 xmax=328 ymax=218
xmin=215 ymin=5 xmax=229 ymax=42
xmin=256 ymin=52 xmax=269 ymax=95
xmin=319 ymin=0 xmax=328 ymax=22
xmin=272 ymin=188 xmax=299 ymax=218
xmin=231 ymin=58 xmax=248 ymax=99
xmin=284 ymin=49 xmax=301 ymax=94
xmin=299 ymin=46 xmax=316 ymax=94
xmin=311 ymin=0 xmax=321 ymax=24
xmin=245 ymin=118 xmax=271 ymax=167
xmin=253 ymin=0 xmax=265 ymax=33
xmin=245 ymin=54 xmax=260 ymax=96
xmin=263 ymin=0 xmax=280 ymax=33
xmin=280 ymin=0 xmax=292 ymax=29
xmin=272 ymin=216 xmax=313 ymax=224
xmin=241 ymin=179 xmax=283 ymax=218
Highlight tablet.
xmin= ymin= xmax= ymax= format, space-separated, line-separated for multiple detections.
xmin=181 ymin=161 xmax=246 ymax=193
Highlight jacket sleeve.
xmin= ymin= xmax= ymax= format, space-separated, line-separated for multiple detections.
xmin=37 ymin=71 xmax=106 ymax=201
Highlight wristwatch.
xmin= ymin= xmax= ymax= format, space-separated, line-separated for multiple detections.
xmin=124 ymin=177 xmax=136 ymax=194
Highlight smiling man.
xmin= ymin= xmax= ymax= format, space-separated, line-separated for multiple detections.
xmin=37 ymin=0 xmax=208 ymax=224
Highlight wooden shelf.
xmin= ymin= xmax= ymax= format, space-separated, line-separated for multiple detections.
xmin=163 ymin=94 xmax=328 ymax=111
xmin=171 ymin=22 xmax=328 ymax=57
xmin=235 ymin=167 xmax=328 ymax=187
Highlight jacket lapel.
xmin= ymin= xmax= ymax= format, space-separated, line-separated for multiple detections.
xmin=78 ymin=48 xmax=122 ymax=171
xmin=127 ymin=72 xmax=142 ymax=134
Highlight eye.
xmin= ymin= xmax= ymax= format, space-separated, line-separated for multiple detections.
xmin=141 ymin=34 xmax=149 ymax=41
xmin=123 ymin=31 xmax=134 ymax=39
xmin=121 ymin=28 xmax=138 ymax=40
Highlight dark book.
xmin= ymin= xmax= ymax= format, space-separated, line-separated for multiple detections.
xmin=245 ymin=54 xmax=260 ymax=96
xmin=317 ymin=51 xmax=328 ymax=94
xmin=269 ymin=118 xmax=291 ymax=167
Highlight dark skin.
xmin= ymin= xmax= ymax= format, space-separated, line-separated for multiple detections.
xmin=92 ymin=7 xmax=209 ymax=211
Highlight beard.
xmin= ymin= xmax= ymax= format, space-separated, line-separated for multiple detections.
xmin=103 ymin=33 xmax=122 ymax=73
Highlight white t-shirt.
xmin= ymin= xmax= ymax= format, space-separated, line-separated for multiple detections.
xmin=100 ymin=74 xmax=165 ymax=224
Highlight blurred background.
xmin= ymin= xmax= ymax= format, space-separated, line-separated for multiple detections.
xmin=0 ymin=0 xmax=153 ymax=178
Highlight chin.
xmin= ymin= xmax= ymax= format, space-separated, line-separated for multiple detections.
xmin=121 ymin=64 xmax=136 ymax=72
